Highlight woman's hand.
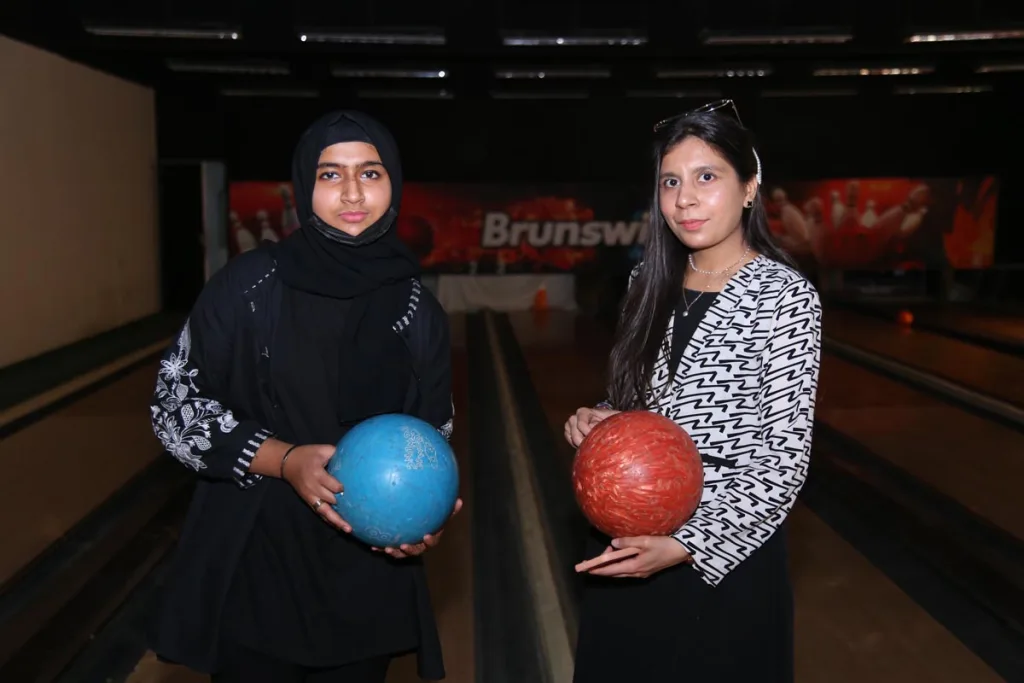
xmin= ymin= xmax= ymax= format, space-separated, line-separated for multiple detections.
xmin=564 ymin=407 xmax=620 ymax=448
xmin=281 ymin=444 xmax=351 ymax=533
xmin=575 ymin=536 xmax=692 ymax=579
xmin=373 ymin=498 xmax=464 ymax=559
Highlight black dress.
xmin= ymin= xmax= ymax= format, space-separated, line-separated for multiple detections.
xmin=219 ymin=286 xmax=423 ymax=669
xmin=572 ymin=289 xmax=795 ymax=683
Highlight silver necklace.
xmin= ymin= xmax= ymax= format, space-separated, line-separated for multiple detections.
xmin=688 ymin=244 xmax=751 ymax=275
xmin=680 ymin=274 xmax=719 ymax=317
xmin=680 ymin=288 xmax=704 ymax=317
xmin=681 ymin=247 xmax=752 ymax=317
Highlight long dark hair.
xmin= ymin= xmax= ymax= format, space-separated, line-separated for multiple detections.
xmin=607 ymin=110 xmax=794 ymax=410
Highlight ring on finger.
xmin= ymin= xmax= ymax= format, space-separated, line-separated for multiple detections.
xmin=312 ymin=498 xmax=323 ymax=510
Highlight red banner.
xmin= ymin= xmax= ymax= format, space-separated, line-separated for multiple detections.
xmin=229 ymin=182 xmax=646 ymax=273
xmin=764 ymin=176 xmax=999 ymax=270
xmin=229 ymin=176 xmax=998 ymax=272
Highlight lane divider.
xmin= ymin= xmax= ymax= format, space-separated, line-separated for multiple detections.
xmin=0 ymin=338 xmax=170 ymax=434
xmin=484 ymin=312 xmax=575 ymax=682
xmin=823 ymin=336 xmax=1024 ymax=430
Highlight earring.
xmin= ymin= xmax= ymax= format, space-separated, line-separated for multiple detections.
xmin=744 ymin=200 xmax=753 ymax=208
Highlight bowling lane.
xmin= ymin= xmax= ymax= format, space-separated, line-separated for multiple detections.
xmin=509 ymin=310 xmax=1003 ymax=682
xmin=817 ymin=354 xmax=1024 ymax=542
xmin=839 ymin=302 xmax=1024 ymax=355
xmin=924 ymin=307 xmax=1024 ymax=347
xmin=824 ymin=307 xmax=1024 ymax=407
xmin=506 ymin=311 xmax=610 ymax=447
xmin=787 ymin=504 xmax=1001 ymax=683
xmin=0 ymin=361 xmax=162 ymax=588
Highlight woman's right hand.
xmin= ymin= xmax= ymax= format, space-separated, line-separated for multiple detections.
xmin=281 ymin=445 xmax=351 ymax=533
xmin=564 ymin=407 xmax=620 ymax=448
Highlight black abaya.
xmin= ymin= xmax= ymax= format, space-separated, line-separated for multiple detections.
xmin=216 ymin=111 xmax=442 ymax=674
xmin=219 ymin=286 xmax=421 ymax=668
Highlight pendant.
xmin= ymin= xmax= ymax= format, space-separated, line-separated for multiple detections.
xmin=682 ymin=310 xmax=689 ymax=317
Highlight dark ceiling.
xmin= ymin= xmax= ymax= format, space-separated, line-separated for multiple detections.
xmin=3 ymin=0 xmax=1024 ymax=102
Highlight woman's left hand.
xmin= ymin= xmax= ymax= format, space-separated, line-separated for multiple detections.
xmin=575 ymin=535 xmax=691 ymax=579
xmin=373 ymin=498 xmax=463 ymax=559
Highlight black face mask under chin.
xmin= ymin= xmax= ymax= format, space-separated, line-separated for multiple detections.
xmin=306 ymin=207 xmax=398 ymax=247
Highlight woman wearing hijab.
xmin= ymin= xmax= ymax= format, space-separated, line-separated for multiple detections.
xmin=148 ymin=111 xmax=459 ymax=682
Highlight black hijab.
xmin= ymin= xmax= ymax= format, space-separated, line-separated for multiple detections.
xmin=276 ymin=110 xmax=421 ymax=297
xmin=271 ymin=111 xmax=421 ymax=443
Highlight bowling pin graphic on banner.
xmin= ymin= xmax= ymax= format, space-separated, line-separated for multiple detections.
xmin=231 ymin=210 xmax=258 ymax=253
xmin=830 ymin=190 xmax=844 ymax=229
xmin=256 ymin=210 xmax=280 ymax=242
xmin=861 ymin=200 xmax=878 ymax=228
xmin=279 ymin=184 xmax=301 ymax=237
xmin=770 ymin=188 xmax=812 ymax=256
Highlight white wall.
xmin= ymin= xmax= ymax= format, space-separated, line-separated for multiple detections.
xmin=0 ymin=35 xmax=160 ymax=366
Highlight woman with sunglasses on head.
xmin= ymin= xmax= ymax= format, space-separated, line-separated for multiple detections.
xmin=564 ymin=101 xmax=822 ymax=682
xmin=148 ymin=111 xmax=459 ymax=683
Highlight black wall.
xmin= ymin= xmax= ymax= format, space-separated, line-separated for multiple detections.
xmin=157 ymin=163 xmax=207 ymax=313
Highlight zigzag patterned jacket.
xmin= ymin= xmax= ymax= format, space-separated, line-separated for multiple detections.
xmin=614 ymin=256 xmax=821 ymax=587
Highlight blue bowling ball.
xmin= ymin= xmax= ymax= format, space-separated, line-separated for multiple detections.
xmin=327 ymin=413 xmax=459 ymax=547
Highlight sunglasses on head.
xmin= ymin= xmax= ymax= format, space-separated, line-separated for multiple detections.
xmin=652 ymin=98 xmax=762 ymax=185
xmin=653 ymin=98 xmax=743 ymax=133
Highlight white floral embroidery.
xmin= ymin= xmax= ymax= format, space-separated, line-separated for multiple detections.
xmin=218 ymin=413 xmax=239 ymax=431
xmin=151 ymin=319 xmax=239 ymax=471
xmin=439 ymin=418 xmax=453 ymax=442
xmin=437 ymin=396 xmax=454 ymax=442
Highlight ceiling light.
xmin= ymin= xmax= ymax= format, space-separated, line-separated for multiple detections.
xmin=502 ymin=34 xmax=646 ymax=47
xmin=85 ymin=24 xmax=240 ymax=40
xmin=495 ymin=68 xmax=610 ymax=79
xmin=813 ymin=66 xmax=934 ymax=76
xmin=656 ymin=67 xmax=772 ymax=78
xmin=976 ymin=63 xmax=1024 ymax=73
xmin=906 ymin=29 xmax=1024 ymax=43
xmin=299 ymin=31 xmax=445 ymax=45
xmin=702 ymin=30 xmax=852 ymax=46
xmin=331 ymin=67 xmax=448 ymax=79
xmin=357 ymin=89 xmax=453 ymax=99
xmin=166 ymin=60 xmax=289 ymax=75
xmin=895 ymin=85 xmax=993 ymax=95
xmin=221 ymin=89 xmax=318 ymax=98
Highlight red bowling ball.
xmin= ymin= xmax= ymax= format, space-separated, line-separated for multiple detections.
xmin=572 ymin=410 xmax=704 ymax=538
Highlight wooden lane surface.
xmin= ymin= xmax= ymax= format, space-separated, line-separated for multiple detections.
xmin=787 ymin=504 xmax=1002 ymax=683
xmin=915 ymin=306 xmax=1024 ymax=347
xmin=0 ymin=362 xmax=162 ymax=588
xmin=824 ymin=308 xmax=1024 ymax=407
xmin=817 ymin=353 xmax=1024 ymax=542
